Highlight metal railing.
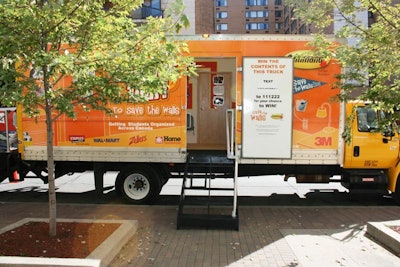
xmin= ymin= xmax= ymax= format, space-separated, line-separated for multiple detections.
xmin=226 ymin=109 xmax=235 ymax=159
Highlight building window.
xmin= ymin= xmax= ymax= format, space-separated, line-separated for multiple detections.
xmin=290 ymin=20 xmax=297 ymax=32
xmin=142 ymin=0 xmax=162 ymax=17
xmin=216 ymin=11 xmax=228 ymax=19
xmin=299 ymin=25 xmax=307 ymax=34
xmin=275 ymin=11 xmax=282 ymax=17
xmin=216 ymin=0 xmax=228 ymax=7
xmin=275 ymin=22 xmax=282 ymax=29
xmin=245 ymin=10 xmax=269 ymax=18
xmin=246 ymin=0 xmax=268 ymax=6
xmin=274 ymin=0 xmax=282 ymax=5
xmin=216 ymin=23 xmax=228 ymax=31
xmin=246 ymin=22 xmax=269 ymax=30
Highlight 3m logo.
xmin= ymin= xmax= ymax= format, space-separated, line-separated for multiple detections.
xmin=286 ymin=50 xmax=331 ymax=69
xmin=315 ymin=137 xmax=332 ymax=146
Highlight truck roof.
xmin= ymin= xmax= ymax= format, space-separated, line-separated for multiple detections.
xmin=173 ymin=34 xmax=342 ymax=42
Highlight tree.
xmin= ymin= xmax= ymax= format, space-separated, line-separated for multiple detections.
xmin=0 ymin=0 xmax=195 ymax=236
xmin=287 ymin=0 xmax=400 ymax=121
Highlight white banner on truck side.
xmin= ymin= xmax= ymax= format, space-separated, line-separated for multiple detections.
xmin=242 ymin=57 xmax=293 ymax=158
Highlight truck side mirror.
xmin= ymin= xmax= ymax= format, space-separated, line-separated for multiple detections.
xmin=382 ymin=125 xmax=395 ymax=142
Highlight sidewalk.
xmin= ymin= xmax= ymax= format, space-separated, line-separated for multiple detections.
xmin=0 ymin=202 xmax=399 ymax=266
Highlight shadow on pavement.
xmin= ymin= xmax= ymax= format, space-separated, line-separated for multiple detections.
xmin=0 ymin=186 xmax=396 ymax=207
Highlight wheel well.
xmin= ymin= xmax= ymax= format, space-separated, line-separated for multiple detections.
xmin=152 ymin=164 xmax=170 ymax=185
xmin=115 ymin=163 xmax=163 ymax=203
xmin=395 ymin=174 xmax=400 ymax=192
xmin=393 ymin=174 xmax=400 ymax=205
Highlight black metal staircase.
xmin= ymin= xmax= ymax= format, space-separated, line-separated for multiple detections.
xmin=177 ymin=151 xmax=239 ymax=230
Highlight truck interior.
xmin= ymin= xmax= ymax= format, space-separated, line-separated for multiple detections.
xmin=187 ymin=57 xmax=236 ymax=151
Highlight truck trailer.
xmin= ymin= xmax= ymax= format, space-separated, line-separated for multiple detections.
xmin=1 ymin=35 xmax=399 ymax=223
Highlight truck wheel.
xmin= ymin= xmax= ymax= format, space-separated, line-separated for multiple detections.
xmin=393 ymin=176 xmax=400 ymax=205
xmin=115 ymin=165 xmax=162 ymax=204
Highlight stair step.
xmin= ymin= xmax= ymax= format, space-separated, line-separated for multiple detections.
xmin=179 ymin=201 xmax=234 ymax=207
xmin=186 ymin=168 xmax=234 ymax=172
xmin=183 ymin=186 xmax=234 ymax=191
xmin=177 ymin=213 xmax=239 ymax=230
xmin=177 ymin=150 xmax=238 ymax=230
xmin=185 ymin=174 xmax=234 ymax=179
xmin=179 ymin=196 xmax=235 ymax=206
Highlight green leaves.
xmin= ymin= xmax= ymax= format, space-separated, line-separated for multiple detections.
xmin=0 ymin=0 xmax=197 ymax=235
xmin=287 ymin=0 xmax=400 ymax=122
xmin=0 ymin=0 xmax=195 ymax=120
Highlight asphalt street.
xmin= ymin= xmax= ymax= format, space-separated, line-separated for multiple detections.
xmin=0 ymin=171 xmax=397 ymax=206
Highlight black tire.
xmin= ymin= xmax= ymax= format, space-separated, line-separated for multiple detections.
xmin=393 ymin=176 xmax=400 ymax=205
xmin=115 ymin=165 xmax=162 ymax=204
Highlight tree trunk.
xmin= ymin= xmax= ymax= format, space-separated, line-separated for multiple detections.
xmin=41 ymin=43 xmax=57 ymax=236
xmin=46 ymin=106 xmax=57 ymax=236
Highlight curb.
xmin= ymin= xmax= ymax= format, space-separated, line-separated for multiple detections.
xmin=0 ymin=218 xmax=138 ymax=267
xmin=367 ymin=220 xmax=400 ymax=256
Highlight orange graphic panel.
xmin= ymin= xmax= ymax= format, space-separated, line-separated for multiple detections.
xmin=21 ymin=77 xmax=187 ymax=150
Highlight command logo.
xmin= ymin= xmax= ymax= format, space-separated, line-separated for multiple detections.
xmin=69 ymin=135 xmax=85 ymax=143
xmin=286 ymin=50 xmax=331 ymax=69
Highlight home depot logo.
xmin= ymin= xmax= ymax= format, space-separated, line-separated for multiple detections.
xmin=155 ymin=136 xmax=182 ymax=144
xmin=286 ymin=50 xmax=331 ymax=69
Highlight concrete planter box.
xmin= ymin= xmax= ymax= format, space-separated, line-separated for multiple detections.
xmin=0 ymin=218 xmax=138 ymax=267
xmin=367 ymin=220 xmax=400 ymax=256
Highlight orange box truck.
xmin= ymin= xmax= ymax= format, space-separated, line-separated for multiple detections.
xmin=1 ymin=35 xmax=399 ymax=212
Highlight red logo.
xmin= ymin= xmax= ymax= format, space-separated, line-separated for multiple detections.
xmin=129 ymin=135 xmax=147 ymax=145
xmin=69 ymin=136 xmax=85 ymax=143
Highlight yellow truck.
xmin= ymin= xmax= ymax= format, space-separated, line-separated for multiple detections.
xmin=1 ymin=35 xmax=399 ymax=217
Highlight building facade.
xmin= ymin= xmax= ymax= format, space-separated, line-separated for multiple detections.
xmin=108 ymin=0 xmax=399 ymax=36
xmin=105 ymin=0 xmax=318 ymax=35
xmin=195 ymin=0 xmax=286 ymax=34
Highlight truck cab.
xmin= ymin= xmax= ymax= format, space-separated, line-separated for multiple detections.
xmin=342 ymin=102 xmax=400 ymax=198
